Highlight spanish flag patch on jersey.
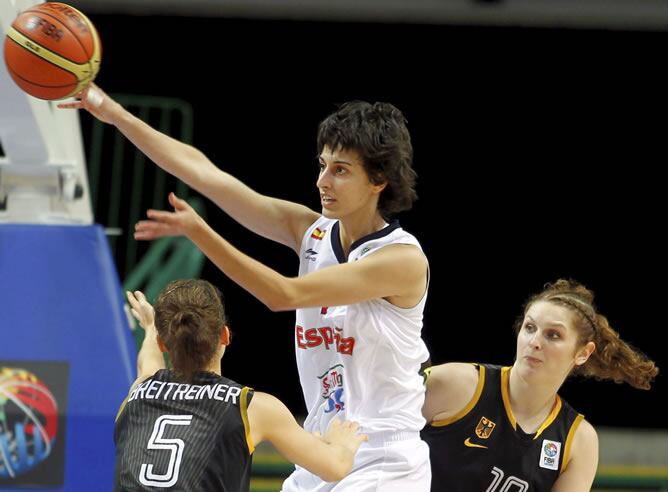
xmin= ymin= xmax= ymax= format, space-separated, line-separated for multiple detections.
xmin=311 ymin=228 xmax=326 ymax=240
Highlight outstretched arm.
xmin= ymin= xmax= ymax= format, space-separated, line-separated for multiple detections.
xmin=551 ymin=419 xmax=598 ymax=492
xmin=58 ymin=85 xmax=319 ymax=251
xmin=248 ymin=392 xmax=367 ymax=482
xmin=136 ymin=193 xmax=428 ymax=310
xmin=126 ymin=290 xmax=165 ymax=389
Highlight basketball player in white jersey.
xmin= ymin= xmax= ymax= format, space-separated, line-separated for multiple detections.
xmin=61 ymin=87 xmax=431 ymax=491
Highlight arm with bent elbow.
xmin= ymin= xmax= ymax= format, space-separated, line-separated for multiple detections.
xmin=248 ymin=392 xmax=367 ymax=482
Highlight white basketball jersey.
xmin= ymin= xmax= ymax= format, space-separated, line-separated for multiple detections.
xmin=295 ymin=216 xmax=430 ymax=437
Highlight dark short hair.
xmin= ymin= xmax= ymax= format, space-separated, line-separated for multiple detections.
xmin=317 ymin=101 xmax=417 ymax=219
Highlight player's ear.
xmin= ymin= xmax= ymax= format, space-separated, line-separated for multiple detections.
xmin=157 ymin=336 xmax=168 ymax=353
xmin=575 ymin=341 xmax=595 ymax=366
xmin=370 ymin=172 xmax=387 ymax=194
xmin=371 ymin=181 xmax=387 ymax=194
xmin=221 ymin=325 xmax=231 ymax=346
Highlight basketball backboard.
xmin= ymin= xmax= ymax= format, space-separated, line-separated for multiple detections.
xmin=0 ymin=0 xmax=92 ymax=224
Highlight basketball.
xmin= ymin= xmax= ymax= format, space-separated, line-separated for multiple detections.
xmin=3 ymin=2 xmax=101 ymax=100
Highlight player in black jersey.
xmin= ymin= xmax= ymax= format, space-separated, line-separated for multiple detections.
xmin=421 ymin=279 xmax=658 ymax=492
xmin=115 ymin=279 xmax=367 ymax=491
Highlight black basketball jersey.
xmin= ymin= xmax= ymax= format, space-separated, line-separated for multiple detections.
xmin=421 ymin=364 xmax=583 ymax=492
xmin=114 ymin=370 xmax=254 ymax=491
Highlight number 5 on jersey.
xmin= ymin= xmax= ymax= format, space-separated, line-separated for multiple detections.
xmin=139 ymin=414 xmax=193 ymax=487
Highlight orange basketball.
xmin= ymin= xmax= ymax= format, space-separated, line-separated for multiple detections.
xmin=3 ymin=2 xmax=101 ymax=100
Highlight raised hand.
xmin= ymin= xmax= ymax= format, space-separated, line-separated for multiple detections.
xmin=134 ymin=192 xmax=204 ymax=241
xmin=57 ymin=83 xmax=121 ymax=125
xmin=126 ymin=290 xmax=155 ymax=331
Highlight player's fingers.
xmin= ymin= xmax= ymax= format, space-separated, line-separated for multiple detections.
xmin=134 ymin=219 xmax=177 ymax=239
xmin=134 ymin=228 xmax=174 ymax=240
xmin=134 ymin=220 xmax=158 ymax=229
xmin=126 ymin=291 xmax=138 ymax=306
xmin=146 ymin=209 xmax=177 ymax=221
xmin=168 ymin=192 xmax=189 ymax=211
xmin=134 ymin=230 xmax=159 ymax=240
xmin=169 ymin=191 xmax=183 ymax=201
xmin=133 ymin=223 xmax=156 ymax=236
xmin=135 ymin=220 xmax=172 ymax=234
xmin=57 ymin=101 xmax=82 ymax=109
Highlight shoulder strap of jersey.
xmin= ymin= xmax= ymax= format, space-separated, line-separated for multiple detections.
xmin=115 ymin=370 xmax=165 ymax=422
xmin=240 ymin=386 xmax=255 ymax=454
xmin=431 ymin=363 xmax=487 ymax=427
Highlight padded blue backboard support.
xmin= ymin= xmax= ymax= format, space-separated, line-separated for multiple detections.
xmin=0 ymin=224 xmax=136 ymax=490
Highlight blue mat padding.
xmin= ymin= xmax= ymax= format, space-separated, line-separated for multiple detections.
xmin=0 ymin=224 xmax=136 ymax=490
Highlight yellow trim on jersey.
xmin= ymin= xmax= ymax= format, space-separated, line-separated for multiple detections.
xmin=560 ymin=413 xmax=584 ymax=473
xmin=115 ymin=375 xmax=151 ymax=422
xmin=533 ymin=395 xmax=562 ymax=440
xmin=500 ymin=366 xmax=517 ymax=430
xmin=431 ymin=364 xmax=486 ymax=427
xmin=240 ymin=387 xmax=255 ymax=455
xmin=422 ymin=366 xmax=433 ymax=382
xmin=114 ymin=395 xmax=129 ymax=423
xmin=501 ymin=366 xmax=562 ymax=437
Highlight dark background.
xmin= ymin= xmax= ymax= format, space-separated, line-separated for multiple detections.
xmin=83 ymin=14 xmax=665 ymax=428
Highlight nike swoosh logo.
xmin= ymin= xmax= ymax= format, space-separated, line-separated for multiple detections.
xmin=464 ymin=437 xmax=488 ymax=449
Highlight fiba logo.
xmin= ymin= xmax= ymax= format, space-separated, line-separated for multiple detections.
xmin=0 ymin=367 xmax=59 ymax=479
xmin=543 ymin=442 xmax=558 ymax=458
xmin=539 ymin=439 xmax=561 ymax=471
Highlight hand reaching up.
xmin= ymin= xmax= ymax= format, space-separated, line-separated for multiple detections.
xmin=126 ymin=290 xmax=155 ymax=331
xmin=57 ymin=83 xmax=122 ymax=125
xmin=134 ymin=192 xmax=205 ymax=241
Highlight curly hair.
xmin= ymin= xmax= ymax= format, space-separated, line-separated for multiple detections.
xmin=317 ymin=101 xmax=417 ymax=220
xmin=154 ymin=279 xmax=228 ymax=383
xmin=515 ymin=279 xmax=658 ymax=390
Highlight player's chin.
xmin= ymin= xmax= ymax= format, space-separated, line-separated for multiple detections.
xmin=320 ymin=207 xmax=340 ymax=219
